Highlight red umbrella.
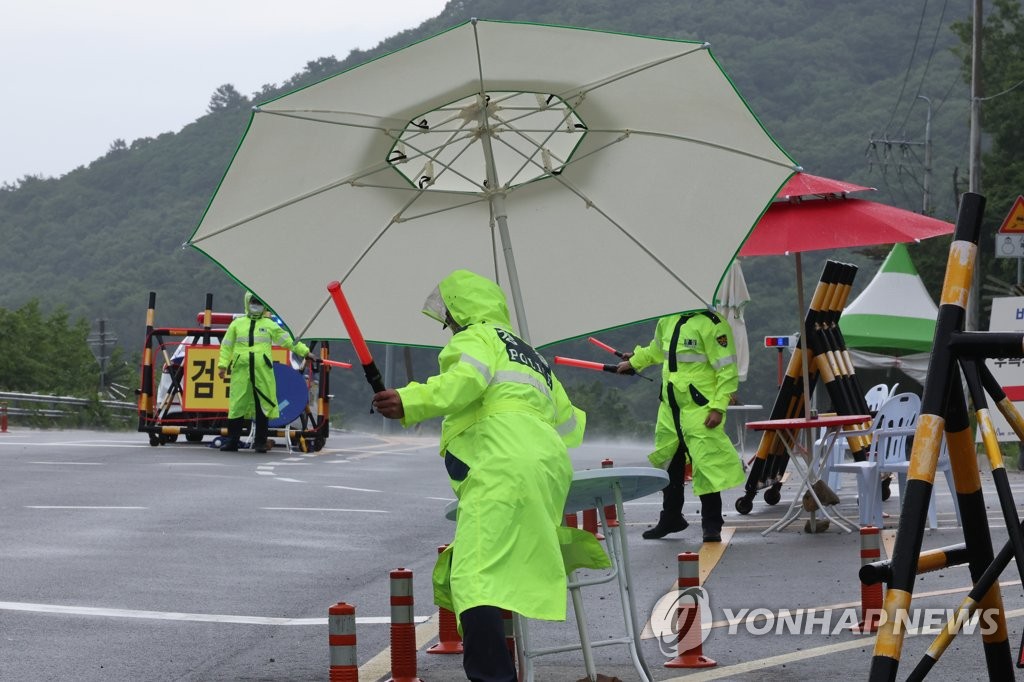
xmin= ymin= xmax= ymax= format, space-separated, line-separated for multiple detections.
xmin=773 ymin=172 xmax=873 ymax=201
xmin=741 ymin=196 xmax=954 ymax=256
xmin=736 ymin=172 xmax=954 ymax=417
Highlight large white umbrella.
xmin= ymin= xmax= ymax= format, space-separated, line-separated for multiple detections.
xmin=186 ymin=19 xmax=796 ymax=348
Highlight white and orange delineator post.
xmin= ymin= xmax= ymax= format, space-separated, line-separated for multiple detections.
xmin=664 ymin=552 xmax=716 ymax=668
xmin=328 ymin=601 xmax=358 ymax=681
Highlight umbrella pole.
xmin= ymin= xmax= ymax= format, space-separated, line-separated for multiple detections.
xmin=795 ymin=253 xmax=813 ymax=420
xmin=475 ymin=89 xmax=532 ymax=344
xmin=495 ymin=208 xmax=532 ymax=344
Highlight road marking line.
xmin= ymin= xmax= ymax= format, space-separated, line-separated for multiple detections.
xmin=260 ymin=507 xmax=389 ymax=513
xmin=698 ymin=527 xmax=734 ymax=583
xmin=0 ymin=601 xmax=427 ymax=625
xmin=359 ymin=613 xmax=439 ymax=680
xmin=328 ymin=485 xmax=384 ymax=493
xmin=272 ymin=477 xmax=304 ymax=483
xmin=256 ymin=471 xmax=275 ymax=476
xmin=27 ymin=461 xmax=105 ymax=465
xmin=0 ymin=442 xmax=147 ymax=448
xmin=26 ymin=506 xmax=147 ymax=510
xmin=160 ymin=462 xmax=226 ymax=466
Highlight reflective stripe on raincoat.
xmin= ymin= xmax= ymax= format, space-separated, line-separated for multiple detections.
xmin=397 ymin=270 xmax=587 ymax=622
xmin=217 ymin=292 xmax=309 ymax=420
xmin=630 ymin=311 xmax=745 ymax=495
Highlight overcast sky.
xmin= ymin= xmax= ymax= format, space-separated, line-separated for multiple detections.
xmin=0 ymin=0 xmax=450 ymax=186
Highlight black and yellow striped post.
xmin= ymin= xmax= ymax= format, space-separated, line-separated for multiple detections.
xmin=736 ymin=265 xmax=842 ymax=513
xmin=859 ymin=542 xmax=972 ymax=587
xmin=137 ymin=291 xmax=157 ymax=432
xmin=868 ymin=192 xmax=1013 ymax=681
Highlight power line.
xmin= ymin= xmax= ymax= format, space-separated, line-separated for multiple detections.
xmin=897 ymin=0 xmax=950 ymax=133
xmin=883 ymin=0 xmax=930 ymax=134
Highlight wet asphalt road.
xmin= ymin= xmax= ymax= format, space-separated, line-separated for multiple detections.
xmin=1 ymin=428 xmax=1022 ymax=681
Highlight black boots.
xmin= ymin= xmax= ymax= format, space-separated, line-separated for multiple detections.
xmin=220 ymin=418 xmax=244 ymax=451
xmin=700 ymin=492 xmax=724 ymax=542
xmin=643 ymin=484 xmax=687 ymax=539
xmin=642 ymin=511 xmax=689 ymax=539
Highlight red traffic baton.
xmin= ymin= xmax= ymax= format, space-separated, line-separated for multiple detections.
xmin=554 ymin=356 xmax=652 ymax=381
xmin=555 ymin=356 xmax=619 ymax=374
xmin=588 ymin=336 xmax=627 ymax=358
xmin=320 ymin=359 xmax=353 ymax=369
xmin=327 ymin=281 xmax=386 ymax=393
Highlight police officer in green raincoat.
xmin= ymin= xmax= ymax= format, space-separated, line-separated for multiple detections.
xmin=617 ymin=310 xmax=745 ymax=542
xmin=217 ymin=292 xmax=310 ymax=453
xmin=372 ymin=270 xmax=586 ymax=682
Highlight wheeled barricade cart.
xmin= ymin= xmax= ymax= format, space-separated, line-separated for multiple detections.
xmin=136 ymin=291 xmax=332 ymax=452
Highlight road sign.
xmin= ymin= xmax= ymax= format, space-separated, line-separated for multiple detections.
xmin=997 ymin=195 xmax=1024 ymax=233
xmin=985 ymin=296 xmax=1024 ymax=441
xmin=995 ymin=233 xmax=1024 ymax=258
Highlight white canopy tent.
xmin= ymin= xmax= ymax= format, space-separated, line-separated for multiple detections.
xmin=840 ymin=243 xmax=937 ymax=384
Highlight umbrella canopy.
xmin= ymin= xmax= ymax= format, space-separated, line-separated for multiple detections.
xmin=775 ymin=172 xmax=873 ymax=200
xmin=186 ymin=19 xmax=796 ymax=348
xmin=736 ymin=171 xmax=952 ymax=416
xmin=740 ymin=195 xmax=955 ymax=256
xmin=716 ymin=260 xmax=751 ymax=381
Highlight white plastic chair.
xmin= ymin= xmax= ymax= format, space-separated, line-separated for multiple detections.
xmin=830 ymin=393 xmax=925 ymax=528
xmin=864 ymin=383 xmax=891 ymax=413
xmin=820 ymin=383 xmax=889 ymax=491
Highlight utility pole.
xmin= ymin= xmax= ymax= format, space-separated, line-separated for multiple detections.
xmin=866 ymin=97 xmax=933 ymax=214
xmin=87 ymin=318 xmax=117 ymax=397
xmin=919 ymin=95 xmax=932 ymax=214
xmin=966 ymin=0 xmax=983 ymax=332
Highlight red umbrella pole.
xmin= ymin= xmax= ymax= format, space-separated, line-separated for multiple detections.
xmin=326 ymin=281 xmax=386 ymax=393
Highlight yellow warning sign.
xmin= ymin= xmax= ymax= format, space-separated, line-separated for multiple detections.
xmin=181 ymin=346 xmax=290 ymax=411
xmin=998 ymin=195 xmax=1024 ymax=233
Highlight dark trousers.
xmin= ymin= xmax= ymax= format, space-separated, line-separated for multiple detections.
xmin=660 ymin=446 xmax=688 ymax=515
xmin=225 ymin=399 xmax=268 ymax=446
xmin=460 ymin=605 xmax=516 ymax=682
xmin=664 ymin=446 xmax=724 ymax=534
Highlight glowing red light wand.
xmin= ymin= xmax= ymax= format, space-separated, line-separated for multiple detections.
xmin=327 ymin=281 xmax=385 ymax=393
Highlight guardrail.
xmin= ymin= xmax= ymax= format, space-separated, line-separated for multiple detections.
xmin=0 ymin=391 xmax=136 ymax=421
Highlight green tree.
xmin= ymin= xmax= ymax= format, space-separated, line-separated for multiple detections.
xmin=207 ymin=84 xmax=248 ymax=113
xmin=0 ymin=300 xmax=97 ymax=395
xmin=952 ymin=0 xmax=1024 ymax=325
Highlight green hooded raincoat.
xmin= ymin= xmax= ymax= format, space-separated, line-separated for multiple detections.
xmin=629 ymin=311 xmax=745 ymax=496
xmin=218 ymin=292 xmax=309 ymax=421
xmin=397 ymin=270 xmax=587 ymax=622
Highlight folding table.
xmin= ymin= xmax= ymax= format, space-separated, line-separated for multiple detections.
xmin=444 ymin=466 xmax=668 ymax=682
xmin=745 ymin=414 xmax=869 ymax=535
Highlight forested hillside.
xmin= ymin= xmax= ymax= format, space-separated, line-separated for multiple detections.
xmin=3 ymin=0 xmax=1018 ymax=431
